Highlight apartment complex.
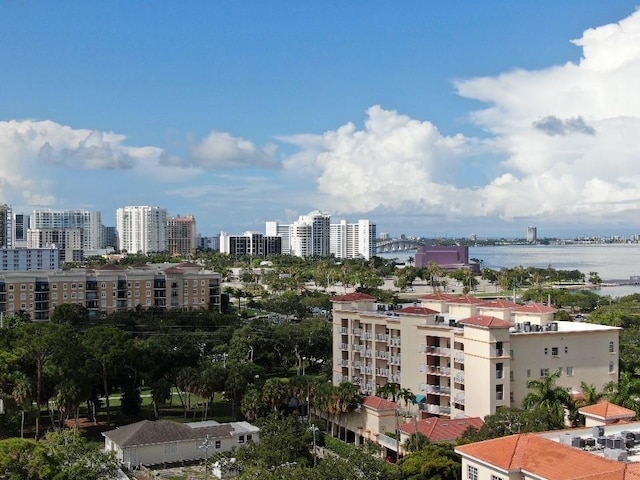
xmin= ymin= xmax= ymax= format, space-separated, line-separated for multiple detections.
xmin=167 ymin=215 xmax=197 ymax=256
xmin=116 ymin=206 xmax=168 ymax=254
xmin=0 ymin=262 xmax=221 ymax=320
xmin=27 ymin=228 xmax=84 ymax=263
xmin=330 ymin=219 xmax=377 ymax=260
xmin=332 ymin=292 xmax=620 ymax=420
xmin=219 ymin=231 xmax=282 ymax=257
xmin=0 ymin=248 xmax=60 ymax=272
xmin=31 ymin=209 xmax=103 ymax=251
xmin=265 ymin=212 xmax=376 ymax=259
xmin=456 ymin=416 xmax=640 ymax=480
xmin=0 ymin=204 xmax=12 ymax=248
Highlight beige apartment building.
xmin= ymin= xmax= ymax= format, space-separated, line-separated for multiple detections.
xmin=0 ymin=262 xmax=221 ymax=321
xmin=332 ymin=292 xmax=620 ymax=420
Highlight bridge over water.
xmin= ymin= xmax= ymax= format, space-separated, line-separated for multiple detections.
xmin=376 ymin=239 xmax=425 ymax=253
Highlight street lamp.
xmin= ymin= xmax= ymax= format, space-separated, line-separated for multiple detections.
xmin=199 ymin=435 xmax=212 ymax=480
xmin=309 ymin=423 xmax=319 ymax=467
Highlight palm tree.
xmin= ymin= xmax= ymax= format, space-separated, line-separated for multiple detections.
xmin=522 ymin=370 xmax=571 ymax=428
xmin=332 ymin=382 xmax=362 ymax=441
xmin=580 ymin=382 xmax=604 ymax=406
xmin=376 ymin=382 xmax=401 ymax=402
xmin=262 ymin=378 xmax=289 ymax=412
xmin=241 ymin=386 xmax=264 ymax=421
xmin=604 ymin=371 xmax=640 ymax=414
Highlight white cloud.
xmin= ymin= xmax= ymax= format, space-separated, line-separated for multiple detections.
xmin=184 ymin=131 xmax=280 ymax=169
xmin=281 ymin=9 xmax=640 ymax=227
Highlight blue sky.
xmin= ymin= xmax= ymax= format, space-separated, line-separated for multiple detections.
xmin=1 ymin=2 xmax=640 ymax=239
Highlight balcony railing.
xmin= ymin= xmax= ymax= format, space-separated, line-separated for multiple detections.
xmin=455 ymin=373 xmax=465 ymax=384
xmin=454 ymin=352 xmax=465 ymax=363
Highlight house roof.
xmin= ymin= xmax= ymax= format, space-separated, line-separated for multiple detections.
xmin=400 ymin=417 xmax=484 ymax=442
xmin=331 ymin=292 xmax=376 ymax=302
xmin=456 ymin=433 xmax=631 ymax=480
xmin=419 ymin=292 xmax=457 ymax=301
xmin=513 ymin=302 xmax=558 ymax=314
xmin=103 ymin=420 xmax=233 ymax=448
xmin=396 ymin=306 xmax=439 ymax=315
xmin=363 ymin=396 xmax=398 ymax=411
xmin=579 ymin=401 xmax=636 ymax=420
xmin=480 ymin=299 xmax=521 ymax=309
xmin=447 ymin=295 xmax=486 ymax=305
xmin=460 ymin=315 xmax=514 ymax=329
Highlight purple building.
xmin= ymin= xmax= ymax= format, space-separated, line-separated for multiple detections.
xmin=414 ymin=246 xmax=480 ymax=273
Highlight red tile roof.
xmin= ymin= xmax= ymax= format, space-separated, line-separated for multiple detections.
xmin=514 ymin=302 xmax=558 ymax=314
xmin=331 ymin=292 xmax=377 ymax=302
xmin=400 ymin=417 xmax=484 ymax=442
xmin=480 ymin=298 xmax=521 ymax=309
xmin=419 ymin=292 xmax=458 ymax=301
xmin=448 ymin=295 xmax=486 ymax=305
xmin=579 ymin=401 xmax=636 ymax=420
xmin=456 ymin=433 xmax=630 ymax=480
xmin=362 ymin=396 xmax=398 ymax=411
xmin=396 ymin=306 xmax=439 ymax=315
xmin=460 ymin=315 xmax=514 ymax=329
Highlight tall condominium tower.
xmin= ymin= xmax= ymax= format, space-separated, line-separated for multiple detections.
xmin=12 ymin=212 xmax=29 ymax=247
xmin=0 ymin=204 xmax=12 ymax=248
xmin=527 ymin=225 xmax=537 ymax=243
xmin=31 ymin=209 xmax=102 ymax=250
xmin=330 ymin=219 xmax=377 ymax=260
xmin=167 ymin=215 xmax=197 ymax=257
xmin=116 ymin=206 xmax=168 ymax=254
xmin=290 ymin=211 xmax=331 ymax=257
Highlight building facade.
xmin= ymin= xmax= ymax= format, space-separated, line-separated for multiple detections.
xmin=0 ymin=248 xmax=60 ymax=272
xmin=0 ymin=262 xmax=221 ymax=320
xmin=527 ymin=225 xmax=538 ymax=243
xmin=12 ymin=212 xmax=29 ymax=248
xmin=27 ymin=228 xmax=84 ymax=263
xmin=265 ymin=221 xmax=291 ymax=254
xmin=0 ymin=204 xmax=12 ymax=248
xmin=30 ymin=209 xmax=102 ymax=251
xmin=330 ymin=219 xmax=377 ymax=260
xmin=167 ymin=215 xmax=197 ymax=256
xmin=414 ymin=246 xmax=481 ymax=273
xmin=116 ymin=206 xmax=168 ymax=254
xmin=220 ymin=231 xmax=282 ymax=257
xmin=332 ymin=292 xmax=620 ymax=420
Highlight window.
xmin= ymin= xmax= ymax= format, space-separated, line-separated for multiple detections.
xmin=496 ymin=384 xmax=504 ymax=400
xmin=566 ymin=366 xmax=574 ymax=377
xmin=491 ymin=476 xmax=503 ymax=480
xmin=496 ymin=363 xmax=504 ymax=379
xmin=609 ymin=341 xmax=615 ymax=353
xmin=540 ymin=368 xmax=549 ymax=377
xmin=510 ymin=370 xmax=514 ymax=381
xmin=551 ymin=347 xmax=559 ymax=357
xmin=544 ymin=347 xmax=548 ymax=355
xmin=20 ymin=284 xmax=26 ymax=291
xmin=564 ymin=346 xmax=568 ymax=354
xmin=467 ymin=465 xmax=478 ymax=480
xmin=609 ymin=361 xmax=615 ymax=373
xmin=238 ymin=434 xmax=245 ymax=444
xmin=526 ymin=369 xmax=531 ymax=378
xmin=247 ymin=434 xmax=252 ymax=442
xmin=215 ymin=440 xmax=221 ymax=449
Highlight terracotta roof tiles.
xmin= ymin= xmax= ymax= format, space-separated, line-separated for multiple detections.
xmin=331 ymin=292 xmax=377 ymax=302
xmin=579 ymin=401 xmax=636 ymax=420
xmin=460 ymin=315 xmax=514 ymax=329
xmin=362 ymin=395 xmax=398 ymax=411
xmin=396 ymin=306 xmax=439 ymax=315
xmin=400 ymin=417 xmax=484 ymax=442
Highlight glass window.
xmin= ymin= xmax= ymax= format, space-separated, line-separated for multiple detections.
xmin=566 ymin=367 xmax=574 ymax=377
xmin=609 ymin=361 xmax=615 ymax=373
xmin=540 ymin=368 xmax=549 ymax=377
xmin=609 ymin=341 xmax=615 ymax=353
xmin=544 ymin=347 xmax=548 ymax=355
xmin=552 ymin=347 xmax=559 ymax=356
xmin=467 ymin=466 xmax=478 ymax=480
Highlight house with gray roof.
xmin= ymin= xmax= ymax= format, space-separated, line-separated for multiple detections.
xmin=103 ymin=419 xmax=259 ymax=469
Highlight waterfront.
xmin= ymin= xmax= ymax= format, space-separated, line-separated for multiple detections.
xmin=379 ymin=244 xmax=640 ymax=298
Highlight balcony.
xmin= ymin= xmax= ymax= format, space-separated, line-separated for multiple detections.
xmin=454 ymin=393 xmax=465 ymax=405
xmin=494 ymin=349 xmax=507 ymax=357
xmin=496 ymin=370 xmax=504 ymax=380
xmin=424 ymin=404 xmax=451 ymax=415
xmin=454 ymin=373 xmax=465 ymax=384
xmin=375 ymin=368 xmax=389 ymax=377
xmin=375 ymin=333 xmax=389 ymax=342
xmin=339 ymin=343 xmax=350 ymax=351
xmin=351 ymin=360 xmax=362 ymax=368
xmin=362 ymin=332 xmax=373 ymax=340
xmin=340 ymin=327 xmax=348 ymax=334
xmin=389 ymin=355 xmax=401 ymax=365
xmin=421 ymin=384 xmax=451 ymax=395
xmin=388 ymin=336 xmax=401 ymax=347
xmin=421 ymin=365 xmax=451 ymax=376
xmin=388 ymin=373 xmax=401 ymax=382
xmin=339 ymin=359 xmax=349 ymax=367
xmin=352 ymin=328 xmax=362 ymax=336
xmin=454 ymin=352 xmax=465 ymax=363
xmin=350 ymin=344 xmax=363 ymax=352
xmin=375 ymin=350 xmax=389 ymax=359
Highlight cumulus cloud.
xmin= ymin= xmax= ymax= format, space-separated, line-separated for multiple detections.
xmin=175 ymin=131 xmax=279 ymax=170
xmin=281 ymin=9 xmax=640 ymax=226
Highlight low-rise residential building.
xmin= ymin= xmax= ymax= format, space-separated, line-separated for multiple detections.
xmin=0 ymin=247 xmax=60 ymax=271
xmin=332 ymin=292 xmax=620 ymax=421
xmin=103 ymin=419 xmax=259 ymax=470
xmin=0 ymin=262 xmax=221 ymax=320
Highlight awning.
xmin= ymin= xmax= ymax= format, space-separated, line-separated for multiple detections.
xmin=415 ymin=394 xmax=426 ymax=403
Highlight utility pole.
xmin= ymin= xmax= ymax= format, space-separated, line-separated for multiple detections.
xmin=199 ymin=435 xmax=212 ymax=480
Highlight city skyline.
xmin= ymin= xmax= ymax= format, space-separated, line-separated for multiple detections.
xmin=1 ymin=3 xmax=640 ymax=238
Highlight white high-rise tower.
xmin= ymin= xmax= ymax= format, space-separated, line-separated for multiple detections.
xmin=116 ymin=206 xmax=168 ymax=254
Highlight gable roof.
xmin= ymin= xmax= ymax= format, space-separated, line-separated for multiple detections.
xmin=331 ymin=292 xmax=376 ymax=302
xmin=513 ymin=302 xmax=558 ymax=314
xmin=396 ymin=306 xmax=439 ymax=315
xmin=460 ymin=315 xmax=514 ymax=329
xmin=400 ymin=417 xmax=484 ymax=442
xmin=456 ymin=434 xmax=629 ymax=480
xmin=419 ymin=292 xmax=457 ymax=301
xmin=579 ymin=401 xmax=636 ymax=421
xmin=103 ymin=420 xmax=233 ymax=447
xmin=447 ymin=295 xmax=486 ymax=305
xmin=363 ymin=395 xmax=398 ymax=411
xmin=480 ymin=298 xmax=521 ymax=309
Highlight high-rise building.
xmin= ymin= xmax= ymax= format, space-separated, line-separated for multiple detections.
xmin=167 ymin=215 xmax=197 ymax=257
xmin=27 ymin=228 xmax=84 ymax=263
xmin=31 ymin=209 xmax=102 ymax=251
xmin=527 ymin=225 xmax=537 ymax=243
xmin=289 ymin=211 xmax=331 ymax=257
xmin=102 ymin=226 xmax=118 ymax=249
xmin=12 ymin=212 xmax=29 ymax=247
xmin=220 ymin=231 xmax=282 ymax=257
xmin=330 ymin=219 xmax=377 ymax=260
xmin=116 ymin=206 xmax=168 ymax=254
xmin=266 ymin=221 xmax=291 ymax=254
xmin=0 ymin=204 xmax=12 ymax=248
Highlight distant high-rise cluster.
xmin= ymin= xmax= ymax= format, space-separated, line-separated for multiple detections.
xmin=527 ymin=225 xmax=538 ymax=243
